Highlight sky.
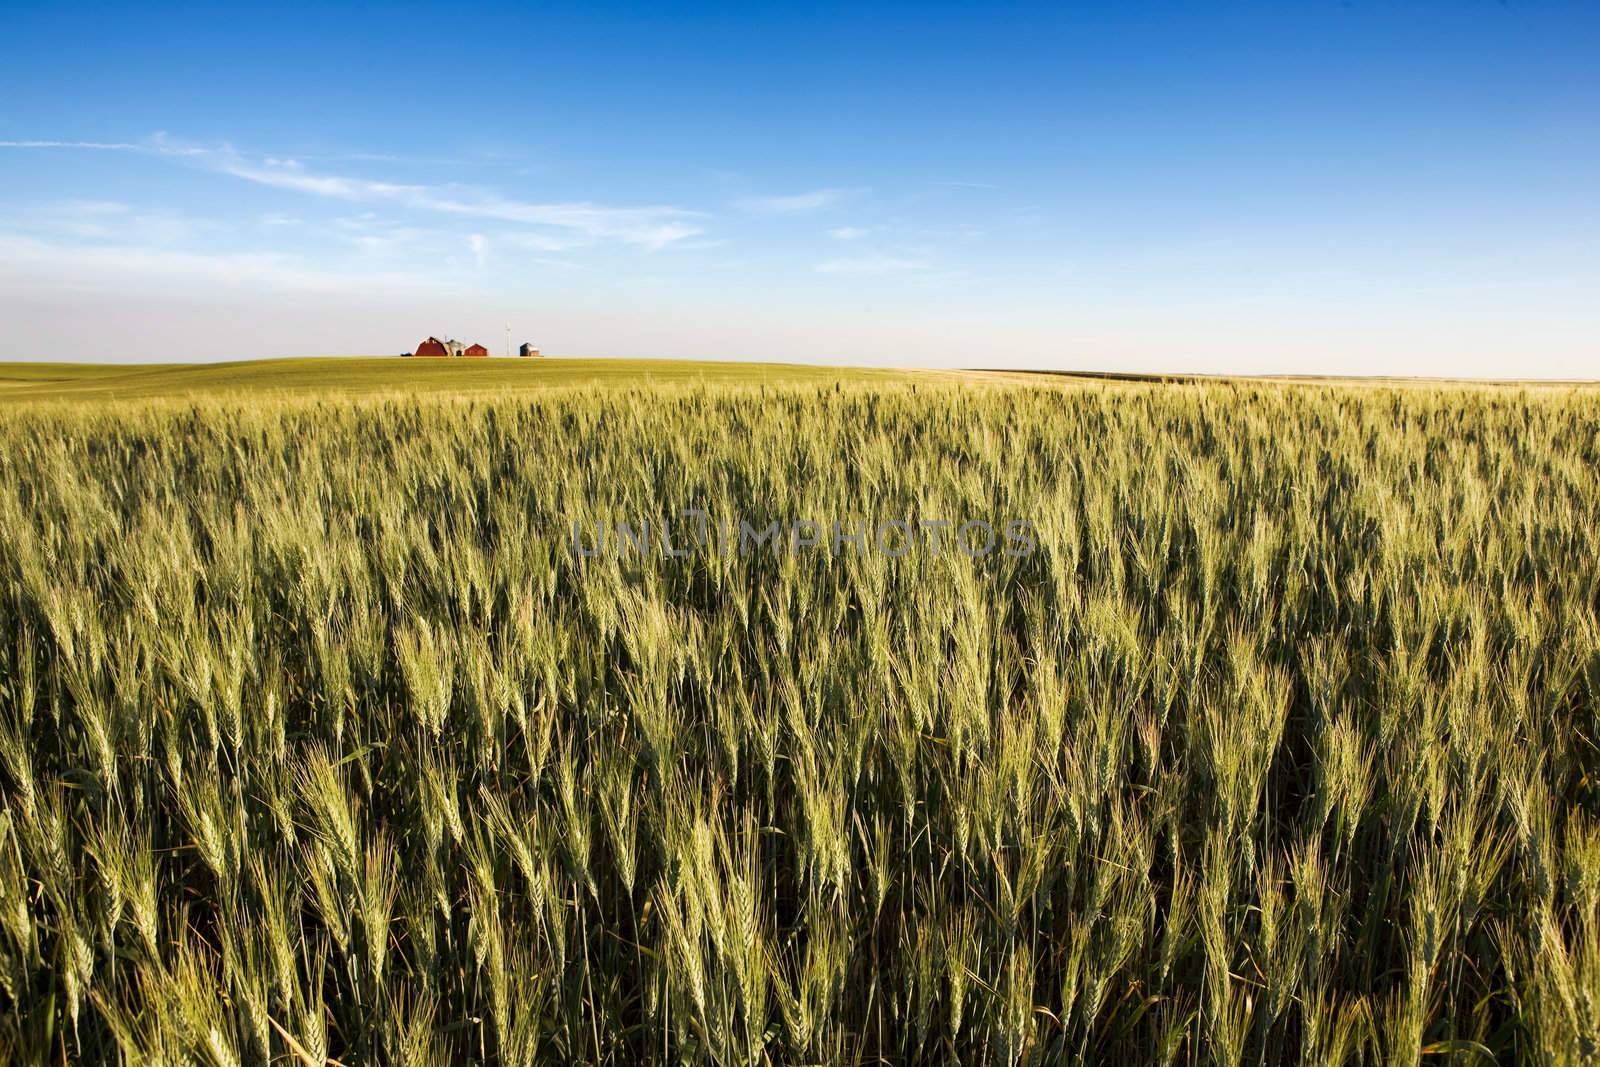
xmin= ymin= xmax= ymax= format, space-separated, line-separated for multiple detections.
xmin=2 ymin=1 xmax=1598 ymax=376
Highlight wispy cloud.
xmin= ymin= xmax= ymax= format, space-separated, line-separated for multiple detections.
xmin=2 ymin=133 xmax=704 ymax=251
xmin=214 ymin=155 xmax=701 ymax=250
xmin=828 ymin=226 xmax=868 ymax=241
xmin=816 ymin=254 xmax=930 ymax=275
xmin=500 ymin=231 xmax=594 ymax=253
xmin=327 ymin=213 xmax=431 ymax=254
xmin=9 ymin=199 xmax=206 ymax=244
xmin=0 ymin=140 xmax=143 ymax=151
xmin=0 ymin=233 xmax=439 ymax=294
xmin=736 ymin=188 xmax=857 ymax=214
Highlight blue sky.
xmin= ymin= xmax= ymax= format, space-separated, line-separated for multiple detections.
xmin=3 ymin=1 xmax=1598 ymax=374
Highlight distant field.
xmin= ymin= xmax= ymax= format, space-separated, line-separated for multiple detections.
xmin=1 ymin=358 xmax=1591 ymax=406
xmin=0 ymin=357 xmax=935 ymax=402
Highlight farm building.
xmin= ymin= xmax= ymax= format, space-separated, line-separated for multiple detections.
xmin=519 ymin=342 xmax=542 ymax=358
xmin=409 ymin=335 xmax=495 ymax=358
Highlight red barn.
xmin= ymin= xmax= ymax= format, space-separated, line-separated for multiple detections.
xmin=463 ymin=343 xmax=489 ymax=358
xmin=414 ymin=336 xmax=450 ymax=358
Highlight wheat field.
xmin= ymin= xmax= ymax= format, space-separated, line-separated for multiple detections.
xmin=1 ymin=379 xmax=1598 ymax=1064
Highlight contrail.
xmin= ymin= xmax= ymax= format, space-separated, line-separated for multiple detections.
xmin=0 ymin=140 xmax=142 ymax=150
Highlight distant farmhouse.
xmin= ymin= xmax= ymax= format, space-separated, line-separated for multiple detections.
xmin=403 ymin=336 xmax=542 ymax=358
xmin=519 ymin=342 xmax=542 ymax=358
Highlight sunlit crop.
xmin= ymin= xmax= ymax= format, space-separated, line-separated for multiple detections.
xmin=1 ymin=380 xmax=1597 ymax=1064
